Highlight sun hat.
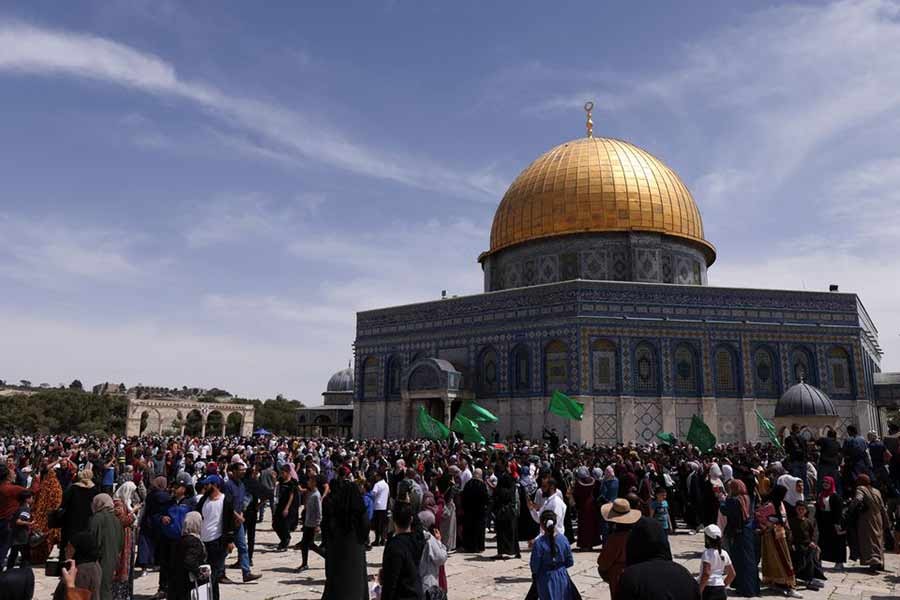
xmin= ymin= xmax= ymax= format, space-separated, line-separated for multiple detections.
xmin=703 ymin=524 xmax=722 ymax=539
xmin=600 ymin=498 xmax=641 ymax=525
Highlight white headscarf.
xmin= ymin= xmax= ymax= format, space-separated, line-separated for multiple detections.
xmin=115 ymin=481 xmax=137 ymax=512
xmin=777 ymin=474 xmax=804 ymax=506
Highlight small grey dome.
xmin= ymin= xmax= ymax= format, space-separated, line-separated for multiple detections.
xmin=326 ymin=367 xmax=354 ymax=392
xmin=775 ymin=382 xmax=836 ymax=417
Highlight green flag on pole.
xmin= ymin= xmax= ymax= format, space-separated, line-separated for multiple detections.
xmin=656 ymin=432 xmax=677 ymax=445
xmin=417 ymin=406 xmax=450 ymax=441
xmin=755 ymin=409 xmax=783 ymax=449
xmin=549 ymin=390 xmax=584 ymax=421
xmin=451 ymin=413 xmax=486 ymax=444
xmin=687 ymin=415 xmax=717 ymax=452
xmin=458 ymin=401 xmax=498 ymax=423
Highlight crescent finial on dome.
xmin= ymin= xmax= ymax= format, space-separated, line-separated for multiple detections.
xmin=584 ymin=101 xmax=594 ymax=138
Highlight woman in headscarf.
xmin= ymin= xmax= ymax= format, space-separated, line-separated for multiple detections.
xmin=60 ymin=469 xmax=99 ymax=562
xmin=31 ymin=462 xmax=63 ymax=563
xmin=54 ymin=531 xmax=102 ymax=600
xmin=417 ymin=508 xmax=449 ymax=595
xmin=570 ymin=466 xmax=601 ymax=550
xmin=171 ymin=512 xmax=206 ymax=600
xmin=114 ymin=481 xmax=137 ymax=514
xmin=438 ymin=467 xmax=459 ymax=552
xmin=112 ymin=496 xmax=136 ymax=600
xmin=460 ymin=468 xmax=489 ymax=552
xmin=137 ymin=475 xmax=172 ymax=597
xmin=777 ymin=474 xmax=805 ymax=532
xmin=755 ymin=484 xmax=799 ymax=597
xmin=685 ymin=461 xmax=704 ymax=532
xmin=598 ymin=466 xmax=620 ymax=545
xmin=815 ymin=475 xmax=846 ymax=569
xmin=849 ymin=474 xmax=890 ymax=572
xmin=617 ymin=517 xmax=698 ymax=600
xmin=492 ymin=469 xmax=521 ymax=559
xmin=722 ymin=479 xmax=760 ymax=597
xmin=88 ymin=493 xmax=125 ymax=600
xmin=320 ymin=468 xmax=370 ymax=599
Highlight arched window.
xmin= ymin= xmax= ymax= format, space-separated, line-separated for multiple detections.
xmin=511 ymin=345 xmax=531 ymax=393
xmin=753 ymin=347 xmax=777 ymax=397
xmin=477 ymin=347 xmax=499 ymax=397
xmin=714 ymin=346 xmax=738 ymax=395
xmin=827 ymin=347 xmax=851 ymax=394
xmin=544 ymin=340 xmax=568 ymax=393
xmin=363 ymin=356 xmax=379 ymax=399
xmin=673 ymin=343 xmax=698 ymax=395
xmin=634 ymin=342 xmax=659 ymax=394
xmin=790 ymin=347 xmax=816 ymax=386
xmin=386 ymin=355 xmax=402 ymax=397
xmin=591 ymin=339 xmax=617 ymax=392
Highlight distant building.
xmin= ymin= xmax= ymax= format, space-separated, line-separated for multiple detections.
xmin=93 ymin=382 xmax=126 ymax=395
xmin=297 ymin=367 xmax=354 ymax=437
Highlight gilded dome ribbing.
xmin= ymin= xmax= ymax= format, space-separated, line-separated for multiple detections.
xmin=485 ymin=136 xmax=716 ymax=264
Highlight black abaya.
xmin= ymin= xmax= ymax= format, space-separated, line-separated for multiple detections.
xmin=461 ymin=478 xmax=488 ymax=552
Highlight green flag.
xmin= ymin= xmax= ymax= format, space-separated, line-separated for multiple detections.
xmin=451 ymin=413 xmax=485 ymax=444
xmin=417 ymin=406 xmax=450 ymax=441
xmin=458 ymin=401 xmax=498 ymax=423
xmin=755 ymin=409 xmax=782 ymax=449
xmin=687 ymin=415 xmax=716 ymax=452
xmin=549 ymin=390 xmax=584 ymax=421
xmin=656 ymin=432 xmax=677 ymax=445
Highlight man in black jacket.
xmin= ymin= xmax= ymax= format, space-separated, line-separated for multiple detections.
xmin=196 ymin=475 xmax=236 ymax=600
xmin=380 ymin=502 xmax=423 ymax=600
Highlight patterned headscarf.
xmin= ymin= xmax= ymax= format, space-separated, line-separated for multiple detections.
xmin=728 ymin=479 xmax=750 ymax=521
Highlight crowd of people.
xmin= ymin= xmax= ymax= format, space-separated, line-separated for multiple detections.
xmin=0 ymin=421 xmax=897 ymax=600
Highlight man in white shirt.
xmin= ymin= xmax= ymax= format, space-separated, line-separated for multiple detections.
xmin=529 ymin=477 xmax=566 ymax=537
xmin=371 ymin=471 xmax=390 ymax=546
xmin=196 ymin=475 xmax=236 ymax=598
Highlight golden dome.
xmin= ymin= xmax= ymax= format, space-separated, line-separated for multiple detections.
xmin=484 ymin=136 xmax=716 ymax=264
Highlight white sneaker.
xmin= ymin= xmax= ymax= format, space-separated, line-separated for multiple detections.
xmin=784 ymin=590 xmax=803 ymax=598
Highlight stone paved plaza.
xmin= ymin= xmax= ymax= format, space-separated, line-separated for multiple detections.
xmin=29 ymin=521 xmax=900 ymax=600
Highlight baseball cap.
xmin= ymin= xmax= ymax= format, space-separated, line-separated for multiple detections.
xmin=175 ymin=472 xmax=194 ymax=488
xmin=703 ymin=524 xmax=722 ymax=540
xmin=199 ymin=474 xmax=224 ymax=488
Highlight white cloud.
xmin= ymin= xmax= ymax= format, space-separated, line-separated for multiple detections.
xmin=0 ymin=21 xmax=504 ymax=202
xmin=0 ymin=311 xmax=341 ymax=402
xmin=0 ymin=213 xmax=162 ymax=288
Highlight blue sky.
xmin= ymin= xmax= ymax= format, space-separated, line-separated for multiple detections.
xmin=2 ymin=0 xmax=900 ymax=403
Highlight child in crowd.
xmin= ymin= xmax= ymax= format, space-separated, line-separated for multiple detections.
xmin=8 ymin=490 xmax=34 ymax=567
xmin=791 ymin=502 xmax=826 ymax=589
xmin=370 ymin=568 xmax=383 ymax=600
xmin=699 ymin=524 xmax=735 ymax=600
xmin=650 ymin=486 xmax=673 ymax=537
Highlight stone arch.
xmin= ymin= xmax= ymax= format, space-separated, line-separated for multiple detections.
xmin=225 ymin=411 xmax=243 ymax=436
xmin=139 ymin=408 xmax=163 ymax=435
xmin=752 ymin=345 xmax=779 ymax=397
xmin=385 ymin=354 xmax=403 ymax=398
xmin=206 ymin=410 xmax=224 ymax=436
xmin=185 ymin=409 xmax=203 ymax=436
xmin=790 ymin=346 xmax=818 ymax=386
xmin=362 ymin=356 xmax=379 ymax=399
xmin=826 ymin=346 xmax=852 ymax=395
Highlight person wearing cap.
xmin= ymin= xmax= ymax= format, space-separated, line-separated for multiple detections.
xmin=699 ymin=524 xmax=735 ymax=600
xmin=596 ymin=498 xmax=641 ymax=600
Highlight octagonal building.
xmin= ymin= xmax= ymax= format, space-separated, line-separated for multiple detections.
xmin=352 ymin=116 xmax=892 ymax=444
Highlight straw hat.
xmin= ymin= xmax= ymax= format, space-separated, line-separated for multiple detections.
xmin=600 ymin=498 xmax=641 ymax=524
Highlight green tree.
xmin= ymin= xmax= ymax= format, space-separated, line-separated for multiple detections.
xmin=69 ymin=379 xmax=84 ymax=390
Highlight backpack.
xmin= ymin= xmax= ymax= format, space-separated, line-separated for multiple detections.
xmin=161 ymin=503 xmax=192 ymax=540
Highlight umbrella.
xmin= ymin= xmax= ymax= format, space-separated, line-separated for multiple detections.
xmin=253 ymin=428 xmax=272 ymax=436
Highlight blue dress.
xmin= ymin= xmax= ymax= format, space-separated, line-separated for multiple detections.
xmin=529 ymin=533 xmax=574 ymax=600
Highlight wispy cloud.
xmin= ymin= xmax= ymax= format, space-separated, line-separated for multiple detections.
xmin=0 ymin=213 xmax=164 ymax=288
xmin=0 ymin=21 xmax=504 ymax=201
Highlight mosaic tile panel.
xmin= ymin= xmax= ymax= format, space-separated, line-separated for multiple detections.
xmin=634 ymin=400 xmax=662 ymax=443
xmin=716 ymin=398 xmax=744 ymax=443
xmin=593 ymin=400 xmax=618 ymax=444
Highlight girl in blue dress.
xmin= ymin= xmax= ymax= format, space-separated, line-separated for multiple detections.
xmin=530 ymin=509 xmax=576 ymax=600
